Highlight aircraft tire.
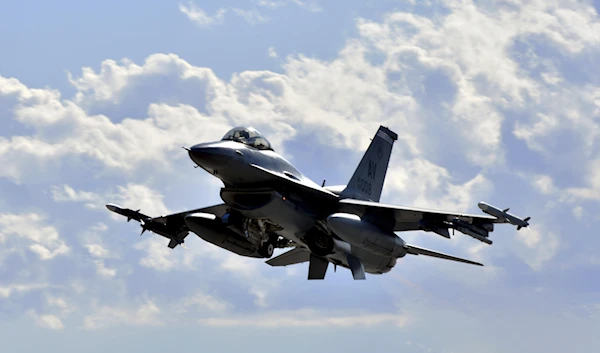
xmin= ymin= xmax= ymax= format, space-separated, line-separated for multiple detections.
xmin=258 ymin=242 xmax=275 ymax=258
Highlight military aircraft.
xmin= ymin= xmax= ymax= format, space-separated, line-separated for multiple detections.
xmin=106 ymin=126 xmax=531 ymax=280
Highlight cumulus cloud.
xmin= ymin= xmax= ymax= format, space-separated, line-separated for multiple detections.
xmin=256 ymin=0 xmax=322 ymax=12
xmin=232 ymin=8 xmax=270 ymax=24
xmin=179 ymin=3 xmax=272 ymax=27
xmin=176 ymin=291 xmax=233 ymax=313
xmin=0 ymin=213 xmax=69 ymax=261
xmin=2 ymin=1 xmax=600 ymax=339
xmin=52 ymin=183 xmax=170 ymax=217
xmin=179 ymin=2 xmax=226 ymax=27
xmin=514 ymin=226 xmax=560 ymax=271
xmin=198 ymin=308 xmax=408 ymax=328
xmin=0 ymin=283 xmax=49 ymax=299
xmin=572 ymin=206 xmax=584 ymax=220
xmin=268 ymin=46 xmax=278 ymax=58
xmin=82 ymin=300 xmax=163 ymax=330
xmin=384 ymin=157 xmax=493 ymax=211
xmin=46 ymin=296 xmax=73 ymax=316
xmin=27 ymin=311 xmax=65 ymax=330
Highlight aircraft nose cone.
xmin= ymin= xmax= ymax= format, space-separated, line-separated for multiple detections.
xmin=188 ymin=143 xmax=229 ymax=170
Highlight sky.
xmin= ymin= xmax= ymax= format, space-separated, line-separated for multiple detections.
xmin=1 ymin=0 xmax=600 ymax=352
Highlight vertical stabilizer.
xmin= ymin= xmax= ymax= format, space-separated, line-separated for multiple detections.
xmin=340 ymin=126 xmax=397 ymax=202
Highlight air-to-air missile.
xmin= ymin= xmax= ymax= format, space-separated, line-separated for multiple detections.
xmin=477 ymin=202 xmax=531 ymax=230
xmin=106 ymin=203 xmax=148 ymax=223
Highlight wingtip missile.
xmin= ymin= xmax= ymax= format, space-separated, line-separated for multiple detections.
xmin=106 ymin=203 xmax=150 ymax=224
xmin=106 ymin=203 xmax=121 ymax=212
xmin=478 ymin=202 xmax=530 ymax=230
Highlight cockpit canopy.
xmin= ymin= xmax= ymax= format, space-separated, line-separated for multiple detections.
xmin=221 ymin=127 xmax=273 ymax=151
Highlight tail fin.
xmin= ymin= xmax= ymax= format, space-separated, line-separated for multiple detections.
xmin=340 ymin=126 xmax=397 ymax=202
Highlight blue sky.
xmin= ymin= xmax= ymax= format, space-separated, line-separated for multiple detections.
xmin=1 ymin=0 xmax=600 ymax=352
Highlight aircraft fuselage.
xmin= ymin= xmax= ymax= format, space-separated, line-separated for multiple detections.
xmin=188 ymin=140 xmax=397 ymax=275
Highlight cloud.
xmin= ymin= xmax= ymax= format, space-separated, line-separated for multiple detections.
xmin=46 ymin=296 xmax=73 ymax=316
xmin=27 ymin=311 xmax=65 ymax=330
xmin=256 ymin=0 xmax=322 ymax=12
xmin=2 ymin=1 xmax=600 ymax=344
xmin=268 ymin=46 xmax=278 ymax=58
xmin=85 ymin=243 xmax=110 ymax=258
xmin=0 ymin=283 xmax=49 ymax=299
xmin=0 ymin=213 xmax=69 ymax=261
xmin=232 ymin=8 xmax=270 ymax=24
xmin=179 ymin=2 xmax=226 ymax=27
xmin=514 ymin=226 xmax=560 ymax=271
xmin=384 ymin=157 xmax=494 ymax=211
xmin=176 ymin=291 xmax=233 ymax=313
xmin=198 ymin=308 xmax=409 ymax=328
xmin=179 ymin=3 xmax=271 ymax=27
xmin=51 ymin=185 xmax=99 ymax=209
xmin=82 ymin=300 xmax=163 ymax=330
xmin=52 ymin=183 xmax=170 ymax=216
xmin=572 ymin=206 xmax=584 ymax=220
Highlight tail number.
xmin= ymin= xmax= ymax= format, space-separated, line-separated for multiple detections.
xmin=357 ymin=177 xmax=372 ymax=195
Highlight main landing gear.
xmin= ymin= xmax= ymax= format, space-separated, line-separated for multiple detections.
xmin=258 ymin=241 xmax=275 ymax=258
xmin=258 ymin=235 xmax=291 ymax=258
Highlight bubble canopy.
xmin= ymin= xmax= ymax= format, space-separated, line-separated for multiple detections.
xmin=221 ymin=127 xmax=273 ymax=151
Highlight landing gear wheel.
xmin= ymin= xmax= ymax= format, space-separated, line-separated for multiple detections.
xmin=258 ymin=242 xmax=275 ymax=258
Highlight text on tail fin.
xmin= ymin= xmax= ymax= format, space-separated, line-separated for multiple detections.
xmin=340 ymin=126 xmax=397 ymax=202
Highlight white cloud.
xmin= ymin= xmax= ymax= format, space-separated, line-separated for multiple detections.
xmin=82 ymin=300 xmax=163 ymax=330
xmin=53 ymin=183 xmax=170 ymax=218
xmin=268 ymin=46 xmax=278 ymax=58
xmin=27 ymin=310 xmax=65 ymax=330
xmin=256 ymin=0 xmax=322 ymax=12
xmin=51 ymin=184 xmax=97 ymax=203
xmin=179 ymin=2 xmax=226 ymax=27
xmin=531 ymin=175 xmax=556 ymax=195
xmin=219 ymin=254 xmax=279 ymax=308
xmin=85 ymin=244 xmax=109 ymax=258
xmin=232 ymin=8 xmax=270 ymax=24
xmin=384 ymin=157 xmax=493 ymax=211
xmin=198 ymin=308 xmax=409 ymax=328
xmin=134 ymin=237 xmax=180 ymax=271
xmin=176 ymin=291 xmax=233 ymax=313
xmin=0 ymin=213 xmax=69 ymax=261
xmin=0 ymin=283 xmax=49 ymax=299
xmin=573 ymin=206 xmax=584 ymax=220
xmin=93 ymin=260 xmax=117 ymax=278
xmin=46 ymin=296 xmax=73 ymax=316
xmin=2 ymin=1 xmax=600 ymax=340
xmin=514 ymin=226 xmax=560 ymax=271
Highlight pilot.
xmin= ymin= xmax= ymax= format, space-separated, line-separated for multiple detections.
xmin=234 ymin=129 xmax=250 ymax=141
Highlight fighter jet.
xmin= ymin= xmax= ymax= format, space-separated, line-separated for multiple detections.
xmin=106 ymin=126 xmax=530 ymax=280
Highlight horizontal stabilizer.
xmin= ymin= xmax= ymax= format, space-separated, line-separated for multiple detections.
xmin=266 ymin=247 xmax=310 ymax=267
xmin=406 ymin=244 xmax=483 ymax=266
xmin=308 ymin=254 xmax=329 ymax=280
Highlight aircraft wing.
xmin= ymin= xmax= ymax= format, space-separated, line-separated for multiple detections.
xmin=106 ymin=203 xmax=230 ymax=248
xmin=151 ymin=204 xmax=230 ymax=225
xmin=336 ymin=199 xmax=504 ymax=243
xmin=405 ymin=244 xmax=483 ymax=266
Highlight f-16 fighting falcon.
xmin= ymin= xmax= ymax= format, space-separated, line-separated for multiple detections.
xmin=106 ymin=126 xmax=531 ymax=280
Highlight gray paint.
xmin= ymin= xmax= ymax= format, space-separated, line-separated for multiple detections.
xmin=106 ymin=126 xmax=531 ymax=280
